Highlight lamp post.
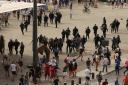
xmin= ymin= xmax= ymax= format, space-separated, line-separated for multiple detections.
xmin=33 ymin=0 xmax=38 ymax=69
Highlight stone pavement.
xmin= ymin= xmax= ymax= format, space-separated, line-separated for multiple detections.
xmin=0 ymin=2 xmax=128 ymax=85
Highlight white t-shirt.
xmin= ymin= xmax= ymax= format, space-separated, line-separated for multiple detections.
xmin=85 ymin=69 xmax=91 ymax=77
xmin=10 ymin=64 xmax=17 ymax=72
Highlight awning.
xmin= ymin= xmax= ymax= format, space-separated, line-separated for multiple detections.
xmin=0 ymin=1 xmax=46 ymax=13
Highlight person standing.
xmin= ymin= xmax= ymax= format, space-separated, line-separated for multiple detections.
xmin=20 ymin=22 xmax=25 ymax=35
xmin=85 ymin=26 xmax=91 ymax=40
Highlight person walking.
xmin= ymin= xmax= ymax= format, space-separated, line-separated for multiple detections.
xmin=123 ymin=73 xmax=128 ymax=85
xmin=19 ymin=42 xmax=25 ymax=58
xmin=10 ymin=61 xmax=17 ymax=81
xmin=126 ymin=18 xmax=128 ymax=31
xmin=124 ymin=59 xmax=128 ymax=75
xmin=115 ymin=57 xmax=121 ymax=75
xmin=101 ymin=23 xmax=108 ymax=38
xmin=52 ymin=76 xmax=62 ymax=85
xmin=20 ymin=22 xmax=25 ymax=35
xmin=86 ymin=58 xmax=91 ymax=70
xmin=102 ymin=57 xmax=109 ymax=73
xmin=8 ymin=39 xmax=14 ymax=55
xmin=14 ymin=39 xmax=20 ymax=55
xmin=85 ymin=67 xmax=91 ymax=85
xmin=44 ymin=14 xmax=48 ymax=27
xmin=102 ymin=79 xmax=108 ymax=85
xmin=49 ymin=12 xmax=54 ymax=24
xmin=96 ymin=71 xmax=103 ymax=85
xmin=93 ymin=24 xmax=98 ymax=37
xmin=19 ymin=75 xmax=25 ymax=85
xmin=55 ymin=14 xmax=58 ymax=28
xmin=24 ymin=20 xmax=29 ymax=32
xmin=115 ymin=77 xmax=119 ymax=85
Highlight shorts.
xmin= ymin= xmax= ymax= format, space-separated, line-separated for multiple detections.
xmin=63 ymin=72 xmax=67 ymax=76
xmin=85 ymin=76 xmax=90 ymax=81
xmin=12 ymin=71 xmax=16 ymax=75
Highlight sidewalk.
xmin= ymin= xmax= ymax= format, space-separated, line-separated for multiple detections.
xmin=75 ymin=54 xmax=127 ymax=85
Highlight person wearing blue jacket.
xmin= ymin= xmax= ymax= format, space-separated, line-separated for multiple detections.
xmin=115 ymin=58 xmax=121 ymax=75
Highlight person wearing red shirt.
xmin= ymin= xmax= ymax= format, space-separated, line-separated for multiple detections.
xmin=102 ymin=79 xmax=108 ymax=85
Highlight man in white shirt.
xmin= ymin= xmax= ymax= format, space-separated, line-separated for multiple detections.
xmin=10 ymin=62 xmax=17 ymax=81
xmin=85 ymin=68 xmax=91 ymax=84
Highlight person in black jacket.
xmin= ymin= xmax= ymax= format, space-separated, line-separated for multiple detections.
xmin=14 ymin=39 xmax=20 ymax=55
xmin=61 ymin=29 xmax=66 ymax=41
xmin=73 ymin=26 xmax=78 ymax=37
xmin=56 ymin=12 xmax=62 ymax=23
xmin=85 ymin=26 xmax=91 ymax=39
xmin=8 ymin=39 xmax=14 ymax=55
xmin=20 ymin=42 xmax=25 ymax=58
xmin=24 ymin=20 xmax=29 ymax=32
xmin=93 ymin=24 xmax=98 ymax=37
xmin=94 ymin=34 xmax=100 ymax=49
xmin=37 ymin=14 xmax=42 ymax=26
xmin=20 ymin=22 xmax=24 ymax=35
xmin=44 ymin=14 xmax=48 ymax=27
xmin=101 ymin=23 xmax=108 ymax=38
xmin=49 ymin=12 xmax=54 ymax=24
xmin=65 ymin=27 xmax=71 ymax=39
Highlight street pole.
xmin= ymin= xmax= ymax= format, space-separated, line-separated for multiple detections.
xmin=33 ymin=0 xmax=38 ymax=69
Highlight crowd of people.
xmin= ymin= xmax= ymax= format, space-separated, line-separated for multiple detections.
xmin=0 ymin=0 xmax=128 ymax=85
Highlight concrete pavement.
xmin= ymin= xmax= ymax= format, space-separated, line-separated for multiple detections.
xmin=0 ymin=2 xmax=128 ymax=85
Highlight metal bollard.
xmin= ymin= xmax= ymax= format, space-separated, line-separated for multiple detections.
xmin=64 ymin=82 xmax=67 ymax=85
xmin=78 ymin=77 xmax=81 ymax=84
xmin=71 ymin=80 xmax=74 ymax=85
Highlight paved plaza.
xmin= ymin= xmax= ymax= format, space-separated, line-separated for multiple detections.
xmin=0 ymin=2 xmax=128 ymax=85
